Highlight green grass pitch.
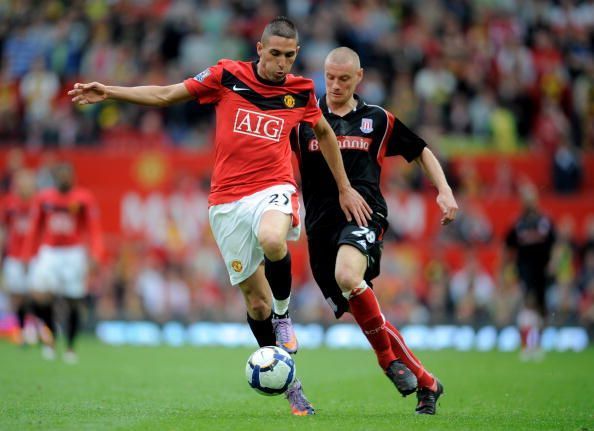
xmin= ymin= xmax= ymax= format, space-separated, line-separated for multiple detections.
xmin=1 ymin=339 xmax=593 ymax=431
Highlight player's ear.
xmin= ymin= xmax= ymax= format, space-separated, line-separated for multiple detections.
xmin=296 ymin=45 xmax=300 ymax=55
xmin=256 ymin=41 xmax=263 ymax=57
xmin=356 ymin=68 xmax=363 ymax=85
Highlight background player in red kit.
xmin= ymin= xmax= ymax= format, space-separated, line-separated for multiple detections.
xmin=22 ymin=163 xmax=104 ymax=363
xmin=68 ymin=17 xmax=371 ymax=415
xmin=292 ymin=47 xmax=458 ymax=415
xmin=1 ymin=168 xmax=36 ymax=345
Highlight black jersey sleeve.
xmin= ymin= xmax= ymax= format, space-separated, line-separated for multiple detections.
xmin=289 ymin=124 xmax=300 ymax=154
xmin=384 ymin=112 xmax=427 ymax=162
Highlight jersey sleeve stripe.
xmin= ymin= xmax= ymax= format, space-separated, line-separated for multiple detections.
xmin=372 ymin=105 xmax=393 ymax=167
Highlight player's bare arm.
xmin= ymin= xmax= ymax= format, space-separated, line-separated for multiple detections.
xmin=415 ymin=147 xmax=458 ymax=225
xmin=313 ymin=116 xmax=372 ymax=227
xmin=68 ymin=82 xmax=193 ymax=107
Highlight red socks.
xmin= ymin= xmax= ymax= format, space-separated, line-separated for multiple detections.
xmin=347 ymin=286 xmax=396 ymax=370
xmin=384 ymin=321 xmax=436 ymax=390
xmin=346 ymin=283 xmax=437 ymax=390
xmin=520 ymin=326 xmax=540 ymax=350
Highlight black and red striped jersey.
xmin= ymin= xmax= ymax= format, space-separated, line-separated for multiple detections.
xmin=184 ymin=60 xmax=322 ymax=206
xmin=292 ymin=94 xmax=426 ymax=234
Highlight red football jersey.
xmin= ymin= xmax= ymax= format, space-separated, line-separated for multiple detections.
xmin=184 ymin=60 xmax=322 ymax=205
xmin=1 ymin=193 xmax=33 ymax=259
xmin=22 ymin=187 xmax=104 ymax=261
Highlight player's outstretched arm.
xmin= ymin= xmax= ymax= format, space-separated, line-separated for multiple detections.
xmin=68 ymin=82 xmax=193 ymax=107
xmin=415 ymin=147 xmax=458 ymax=225
xmin=313 ymin=116 xmax=372 ymax=227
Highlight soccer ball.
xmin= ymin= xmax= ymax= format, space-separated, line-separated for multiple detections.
xmin=245 ymin=346 xmax=296 ymax=396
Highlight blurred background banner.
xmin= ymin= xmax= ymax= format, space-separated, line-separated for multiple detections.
xmin=94 ymin=321 xmax=590 ymax=352
xmin=0 ymin=0 xmax=593 ymax=343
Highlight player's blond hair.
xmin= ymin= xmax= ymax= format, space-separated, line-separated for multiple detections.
xmin=325 ymin=47 xmax=361 ymax=69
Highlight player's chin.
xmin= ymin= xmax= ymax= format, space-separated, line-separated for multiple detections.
xmin=329 ymin=93 xmax=346 ymax=103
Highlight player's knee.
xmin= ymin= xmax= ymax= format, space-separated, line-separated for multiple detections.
xmin=335 ymin=266 xmax=362 ymax=292
xmin=259 ymin=231 xmax=287 ymax=260
xmin=246 ymin=297 xmax=271 ymax=320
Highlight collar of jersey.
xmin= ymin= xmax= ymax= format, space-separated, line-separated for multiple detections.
xmin=320 ymin=94 xmax=366 ymax=116
xmin=251 ymin=61 xmax=287 ymax=86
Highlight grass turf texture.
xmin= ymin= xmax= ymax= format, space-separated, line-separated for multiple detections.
xmin=1 ymin=339 xmax=593 ymax=431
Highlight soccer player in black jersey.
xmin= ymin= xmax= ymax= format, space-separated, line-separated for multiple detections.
xmin=292 ymin=47 xmax=458 ymax=415
xmin=504 ymin=184 xmax=555 ymax=360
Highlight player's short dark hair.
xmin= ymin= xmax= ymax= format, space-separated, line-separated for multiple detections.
xmin=262 ymin=16 xmax=299 ymax=43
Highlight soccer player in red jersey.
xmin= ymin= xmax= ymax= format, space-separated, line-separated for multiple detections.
xmin=292 ymin=47 xmax=459 ymax=415
xmin=1 ymin=168 xmax=36 ymax=345
xmin=22 ymin=163 xmax=104 ymax=363
xmin=68 ymin=17 xmax=371 ymax=415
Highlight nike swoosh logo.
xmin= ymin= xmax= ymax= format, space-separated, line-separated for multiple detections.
xmin=232 ymin=85 xmax=250 ymax=92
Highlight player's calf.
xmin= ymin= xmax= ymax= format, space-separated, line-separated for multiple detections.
xmin=265 ymin=252 xmax=298 ymax=354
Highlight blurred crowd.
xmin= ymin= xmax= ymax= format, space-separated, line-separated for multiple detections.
xmin=91 ymin=185 xmax=594 ymax=333
xmin=1 ymin=0 xmax=594 ymax=334
xmin=2 ymin=148 xmax=594 ymax=336
xmin=0 ymin=0 xmax=593 ymax=152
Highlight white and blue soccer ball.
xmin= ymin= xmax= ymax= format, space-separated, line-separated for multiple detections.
xmin=245 ymin=346 xmax=296 ymax=396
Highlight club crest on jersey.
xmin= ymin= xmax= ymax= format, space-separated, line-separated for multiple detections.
xmin=233 ymin=108 xmax=284 ymax=142
xmin=283 ymin=94 xmax=296 ymax=108
xmin=231 ymin=260 xmax=243 ymax=273
xmin=194 ymin=69 xmax=211 ymax=82
xmin=360 ymin=118 xmax=374 ymax=134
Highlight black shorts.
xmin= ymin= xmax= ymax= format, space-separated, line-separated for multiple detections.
xmin=307 ymin=215 xmax=387 ymax=319
xmin=517 ymin=263 xmax=548 ymax=315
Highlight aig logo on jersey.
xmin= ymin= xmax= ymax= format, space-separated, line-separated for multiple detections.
xmin=360 ymin=118 xmax=374 ymax=134
xmin=233 ymin=108 xmax=284 ymax=142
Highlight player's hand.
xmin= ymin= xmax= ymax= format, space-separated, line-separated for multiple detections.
xmin=68 ymin=82 xmax=108 ymax=105
xmin=436 ymin=189 xmax=458 ymax=225
xmin=339 ymin=186 xmax=373 ymax=227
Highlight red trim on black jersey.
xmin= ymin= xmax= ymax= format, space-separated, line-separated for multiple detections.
xmin=376 ymin=109 xmax=394 ymax=167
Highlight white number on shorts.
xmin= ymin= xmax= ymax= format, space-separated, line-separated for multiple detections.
xmin=268 ymin=193 xmax=290 ymax=206
xmin=352 ymin=226 xmax=376 ymax=243
xmin=351 ymin=227 xmax=370 ymax=237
